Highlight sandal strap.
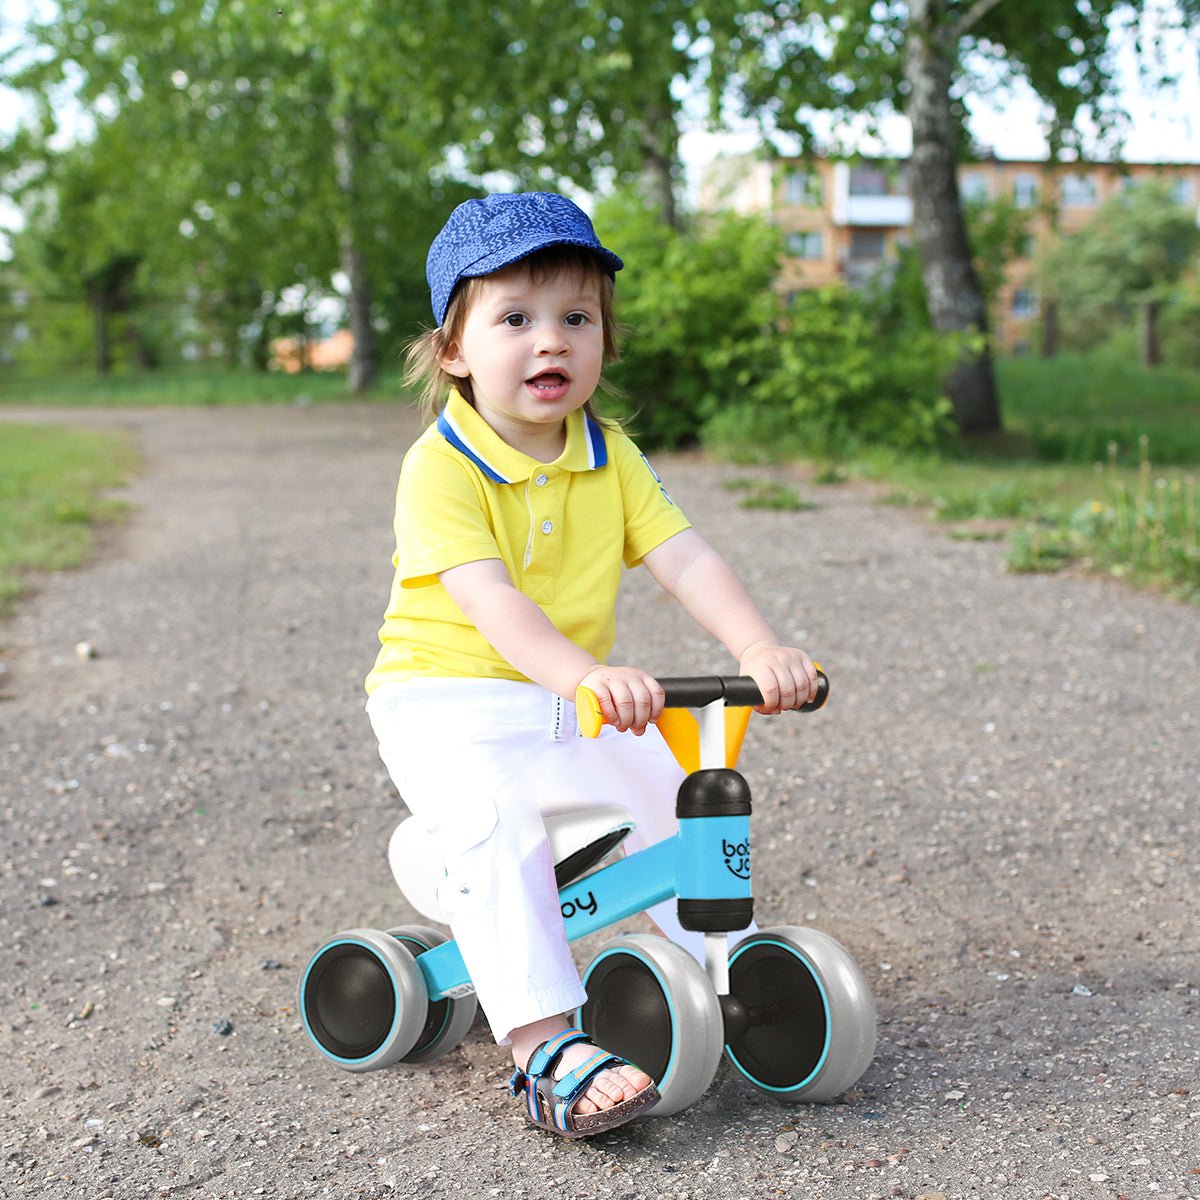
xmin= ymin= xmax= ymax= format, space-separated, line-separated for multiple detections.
xmin=507 ymin=1027 xmax=591 ymax=1097
xmin=507 ymin=1030 xmax=633 ymax=1134
xmin=527 ymin=1028 xmax=590 ymax=1078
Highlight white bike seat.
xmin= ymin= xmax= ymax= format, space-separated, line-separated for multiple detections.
xmin=387 ymin=806 xmax=635 ymax=925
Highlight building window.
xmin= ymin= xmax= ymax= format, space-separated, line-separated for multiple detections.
xmin=1172 ymin=176 xmax=1195 ymax=205
xmin=784 ymin=170 xmax=823 ymax=206
xmin=848 ymin=165 xmax=891 ymax=197
xmin=1061 ymin=173 xmax=1098 ymax=208
xmin=1013 ymin=174 xmax=1039 ymax=209
xmin=786 ymin=230 xmax=824 ymax=259
xmin=849 ymin=230 xmax=886 ymax=260
xmin=960 ymin=173 xmax=989 ymax=203
xmin=1011 ymin=288 xmax=1038 ymax=319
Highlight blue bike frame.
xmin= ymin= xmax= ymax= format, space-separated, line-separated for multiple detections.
xmin=415 ymin=809 xmax=753 ymax=1002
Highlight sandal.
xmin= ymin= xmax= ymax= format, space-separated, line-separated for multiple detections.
xmin=507 ymin=1028 xmax=660 ymax=1138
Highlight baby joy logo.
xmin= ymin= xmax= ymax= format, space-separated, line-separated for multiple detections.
xmin=723 ymin=837 xmax=751 ymax=880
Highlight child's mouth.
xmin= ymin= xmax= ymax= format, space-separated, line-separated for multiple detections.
xmin=526 ymin=372 xmax=570 ymax=400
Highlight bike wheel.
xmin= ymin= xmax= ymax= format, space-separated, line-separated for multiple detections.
xmin=298 ymin=928 xmax=429 ymax=1072
xmin=385 ymin=925 xmax=478 ymax=1063
xmin=724 ymin=925 xmax=875 ymax=1103
xmin=578 ymin=933 xmax=723 ymax=1117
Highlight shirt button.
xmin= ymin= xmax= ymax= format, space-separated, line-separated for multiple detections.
xmin=535 ymin=473 xmax=549 ymax=487
xmin=541 ymin=520 xmax=554 ymax=535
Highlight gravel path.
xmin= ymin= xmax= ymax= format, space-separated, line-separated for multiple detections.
xmin=1 ymin=404 xmax=1197 ymax=1200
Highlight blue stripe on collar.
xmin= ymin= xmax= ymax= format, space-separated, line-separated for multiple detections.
xmin=584 ymin=414 xmax=608 ymax=468
xmin=436 ymin=409 xmax=512 ymax=484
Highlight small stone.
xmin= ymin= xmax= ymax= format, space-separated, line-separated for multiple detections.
xmin=210 ymin=1018 xmax=234 ymax=1036
xmin=775 ymin=1132 xmax=799 ymax=1153
xmin=75 ymin=641 xmax=98 ymax=661
xmin=258 ymin=959 xmax=284 ymax=971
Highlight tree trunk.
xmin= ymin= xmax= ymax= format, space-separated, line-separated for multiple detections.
xmin=1040 ymin=298 xmax=1059 ymax=358
xmin=637 ymin=89 xmax=680 ymax=230
xmin=334 ymin=112 xmax=378 ymax=394
xmin=1140 ymin=298 xmax=1161 ymax=366
xmin=903 ymin=0 xmax=1001 ymax=434
xmin=90 ymin=296 xmax=112 ymax=375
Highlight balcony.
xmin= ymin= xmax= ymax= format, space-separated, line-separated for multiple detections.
xmin=834 ymin=194 xmax=913 ymax=227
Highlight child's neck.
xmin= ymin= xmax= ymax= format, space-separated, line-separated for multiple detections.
xmin=494 ymin=419 xmax=568 ymax=463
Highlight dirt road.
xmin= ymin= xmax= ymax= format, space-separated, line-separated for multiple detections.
xmin=1 ymin=404 xmax=1197 ymax=1199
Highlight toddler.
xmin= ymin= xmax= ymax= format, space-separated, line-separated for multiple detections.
xmin=365 ymin=191 xmax=819 ymax=1137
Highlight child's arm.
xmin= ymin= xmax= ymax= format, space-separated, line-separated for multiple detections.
xmin=642 ymin=528 xmax=820 ymax=713
xmin=439 ymin=559 xmax=664 ymax=734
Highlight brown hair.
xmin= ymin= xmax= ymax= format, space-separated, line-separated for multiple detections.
xmin=404 ymin=245 xmax=621 ymax=425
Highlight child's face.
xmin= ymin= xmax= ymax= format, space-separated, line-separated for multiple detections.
xmin=441 ymin=264 xmax=605 ymax=455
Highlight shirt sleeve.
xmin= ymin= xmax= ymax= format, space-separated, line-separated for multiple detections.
xmin=613 ymin=433 xmax=692 ymax=567
xmin=392 ymin=444 xmax=502 ymax=587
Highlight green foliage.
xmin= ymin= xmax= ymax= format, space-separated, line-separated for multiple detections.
xmin=851 ymin=352 xmax=1200 ymax=602
xmin=1038 ymin=180 xmax=1200 ymax=352
xmin=0 ymin=423 xmax=135 ymax=614
xmin=723 ymin=478 xmax=816 ymax=511
xmin=597 ymin=193 xmax=783 ymax=447
xmin=705 ymin=283 xmax=957 ymax=462
xmin=996 ymin=353 xmax=1200 ymax=465
xmin=599 ymin=192 xmax=955 ymax=456
xmin=963 ymin=195 xmax=1033 ymax=313
xmin=0 ymin=365 xmax=380 ymax=408
xmin=1006 ymin=439 xmax=1199 ymax=603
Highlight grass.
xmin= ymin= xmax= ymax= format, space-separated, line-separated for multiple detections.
xmin=0 ymin=423 xmax=137 ymax=616
xmin=848 ymin=354 xmax=1200 ymax=603
xmin=0 ymin=364 xmax=394 ymax=408
xmin=722 ymin=477 xmax=816 ymax=512
xmin=996 ymin=353 xmax=1200 ymax=466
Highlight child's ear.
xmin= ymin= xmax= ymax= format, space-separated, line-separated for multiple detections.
xmin=440 ymin=342 xmax=471 ymax=379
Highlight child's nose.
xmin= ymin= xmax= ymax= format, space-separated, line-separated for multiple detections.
xmin=535 ymin=325 xmax=569 ymax=354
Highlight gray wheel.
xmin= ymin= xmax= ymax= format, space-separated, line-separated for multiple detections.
xmin=578 ymin=934 xmax=723 ymax=1118
xmin=298 ymin=927 xmax=429 ymax=1072
xmin=385 ymin=925 xmax=478 ymax=1063
xmin=724 ymin=925 xmax=875 ymax=1102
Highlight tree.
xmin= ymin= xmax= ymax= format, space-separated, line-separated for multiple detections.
xmin=708 ymin=0 xmax=1200 ymax=434
xmin=1038 ymin=178 xmax=1200 ymax=364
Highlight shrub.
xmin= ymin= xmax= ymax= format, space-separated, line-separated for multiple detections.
xmin=598 ymin=192 xmax=956 ymax=457
xmin=597 ymin=192 xmax=782 ymax=447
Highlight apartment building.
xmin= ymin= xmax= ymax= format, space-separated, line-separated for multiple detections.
xmin=699 ymin=154 xmax=1200 ymax=353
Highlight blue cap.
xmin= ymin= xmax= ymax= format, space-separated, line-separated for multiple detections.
xmin=426 ymin=192 xmax=623 ymax=326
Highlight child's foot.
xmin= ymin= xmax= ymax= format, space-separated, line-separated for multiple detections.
xmin=552 ymin=1038 xmax=653 ymax=1115
xmin=508 ymin=1025 xmax=660 ymax=1137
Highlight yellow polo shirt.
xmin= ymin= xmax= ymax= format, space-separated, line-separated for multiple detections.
xmin=365 ymin=390 xmax=691 ymax=691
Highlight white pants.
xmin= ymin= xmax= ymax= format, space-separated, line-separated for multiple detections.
xmin=367 ymin=678 xmax=713 ymax=1044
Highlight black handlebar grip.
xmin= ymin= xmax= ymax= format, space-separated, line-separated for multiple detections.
xmin=658 ymin=670 xmax=829 ymax=712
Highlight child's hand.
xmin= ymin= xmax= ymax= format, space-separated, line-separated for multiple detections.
xmin=577 ymin=665 xmax=665 ymax=735
xmin=738 ymin=642 xmax=821 ymax=714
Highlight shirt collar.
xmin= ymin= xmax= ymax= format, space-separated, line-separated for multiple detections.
xmin=436 ymin=389 xmax=608 ymax=484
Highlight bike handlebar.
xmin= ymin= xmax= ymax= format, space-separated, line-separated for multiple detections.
xmin=575 ymin=669 xmax=829 ymax=739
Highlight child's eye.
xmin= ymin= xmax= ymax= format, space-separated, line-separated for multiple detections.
xmin=503 ymin=313 xmax=529 ymax=328
xmin=564 ymin=312 xmax=590 ymax=327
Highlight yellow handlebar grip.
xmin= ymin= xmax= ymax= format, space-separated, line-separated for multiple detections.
xmin=575 ymin=685 xmax=604 ymax=738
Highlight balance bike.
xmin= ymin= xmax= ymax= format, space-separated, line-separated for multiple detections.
xmin=298 ymin=672 xmax=876 ymax=1117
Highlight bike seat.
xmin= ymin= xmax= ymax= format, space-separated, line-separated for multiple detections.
xmin=387 ymin=806 xmax=635 ymax=925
